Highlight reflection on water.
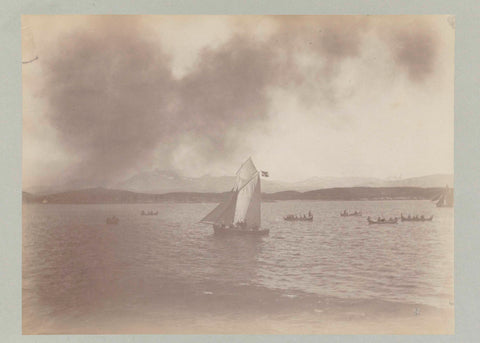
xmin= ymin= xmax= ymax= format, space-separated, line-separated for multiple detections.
xmin=23 ymin=200 xmax=453 ymax=333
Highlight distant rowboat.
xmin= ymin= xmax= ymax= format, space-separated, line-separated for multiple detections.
xmin=367 ymin=217 xmax=398 ymax=225
xmin=340 ymin=211 xmax=362 ymax=217
xmin=141 ymin=210 xmax=158 ymax=216
xmin=283 ymin=215 xmax=313 ymax=222
xmin=400 ymin=214 xmax=433 ymax=222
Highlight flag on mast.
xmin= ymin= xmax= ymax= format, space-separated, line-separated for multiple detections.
xmin=261 ymin=171 xmax=269 ymax=177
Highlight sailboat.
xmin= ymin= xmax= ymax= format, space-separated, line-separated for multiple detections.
xmin=200 ymin=158 xmax=269 ymax=236
xmin=432 ymin=185 xmax=454 ymax=208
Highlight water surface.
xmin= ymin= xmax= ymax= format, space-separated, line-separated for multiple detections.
xmin=23 ymin=200 xmax=454 ymax=334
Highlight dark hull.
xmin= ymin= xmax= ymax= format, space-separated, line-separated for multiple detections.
xmin=401 ymin=216 xmax=433 ymax=222
xmin=367 ymin=219 xmax=398 ymax=225
xmin=340 ymin=213 xmax=362 ymax=217
xmin=213 ymin=226 xmax=269 ymax=236
xmin=284 ymin=217 xmax=313 ymax=222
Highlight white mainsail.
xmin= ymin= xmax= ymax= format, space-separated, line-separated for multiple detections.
xmin=200 ymin=157 xmax=261 ymax=228
xmin=234 ymin=173 xmax=261 ymax=227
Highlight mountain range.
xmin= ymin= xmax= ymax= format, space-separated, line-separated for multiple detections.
xmin=22 ymin=186 xmax=446 ymax=204
xmin=115 ymin=170 xmax=453 ymax=193
xmin=24 ymin=169 xmax=453 ymax=195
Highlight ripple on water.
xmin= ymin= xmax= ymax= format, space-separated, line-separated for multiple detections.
xmin=23 ymin=200 xmax=453 ymax=333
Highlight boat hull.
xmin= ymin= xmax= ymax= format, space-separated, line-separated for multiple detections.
xmin=284 ymin=217 xmax=313 ymax=222
xmin=367 ymin=219 xmax=398 ymax=225
xmin=213 ymin=226 xmax=269 ymax=236
xmin=400 ymin=216 xmax=433 ymax=222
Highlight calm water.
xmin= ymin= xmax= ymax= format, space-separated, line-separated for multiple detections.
xmin=23 ymin=200 xmax=453 ymax=333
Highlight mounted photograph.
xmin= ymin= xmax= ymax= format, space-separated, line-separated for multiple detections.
xmin=22 ymin=15 xmax=454 ymax=334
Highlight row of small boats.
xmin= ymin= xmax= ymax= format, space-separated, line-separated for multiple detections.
xmin=108 ymin=212 xmax=433 ymax=226
xmin=283 ymin=209 xmax=433 ymax=225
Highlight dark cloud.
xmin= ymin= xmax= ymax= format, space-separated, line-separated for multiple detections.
xmin=383 ymin=23 xmax=438 ymax=82
xmin=267 ymin=16 xmax=371 ymax=105
xmin=40 ymin=16 xmax=439 ymax=186
xmin=393 ymin=31 xmax=436 ymax=82
xmin=43 ymin=19 xmax=282 ymax=185
xmin=174 ymin=36 xmax=279 ymax=168
xmin=43 ymin=18 xmax=176 ymax=185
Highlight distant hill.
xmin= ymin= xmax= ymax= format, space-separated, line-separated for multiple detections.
xmin=24 ymin=187 xmax=229 ymax=204
xmin=113 ymin=170 xmax=453 ymax=194
xmin=23 ymin=186 xmax=446 ymax=204
xmin=24 ymin=171 xmax=453 ymax=195
xmin=378 ymin=174 xmax=454 ymax=188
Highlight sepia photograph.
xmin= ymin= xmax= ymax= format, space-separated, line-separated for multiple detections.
xmin=22 ymin=15 xmax=454 ymax=334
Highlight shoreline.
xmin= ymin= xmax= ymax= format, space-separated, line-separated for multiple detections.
xmin=23 ymin=284 xmax=454 ymax=334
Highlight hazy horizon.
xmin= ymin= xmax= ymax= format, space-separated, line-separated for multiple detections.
xmin=22 ymin=170 xmax=454 ymax=195
xmin=23 ymin=15 xmax=454 ymax=189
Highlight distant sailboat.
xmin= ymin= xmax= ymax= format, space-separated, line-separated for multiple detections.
xmin=433 ymin=185 xmax=454 ymax=208
xmin=200 ymin=158 xmax=269 ymax=236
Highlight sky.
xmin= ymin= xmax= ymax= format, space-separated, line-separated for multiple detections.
xmin=22 ymin=15 xmax=454 ymax=188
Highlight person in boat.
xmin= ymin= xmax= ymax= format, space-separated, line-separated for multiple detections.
xmin=408 ymin=214 xmax=411 ymax=219
xmin=421 ymin=215 xmax=425 ymax=220
xmin=308 ymin=210 xmax=312 ymax=217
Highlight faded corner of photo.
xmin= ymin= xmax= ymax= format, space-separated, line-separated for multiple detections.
xmin=22 ymin=14 xmax=454 ymax=335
